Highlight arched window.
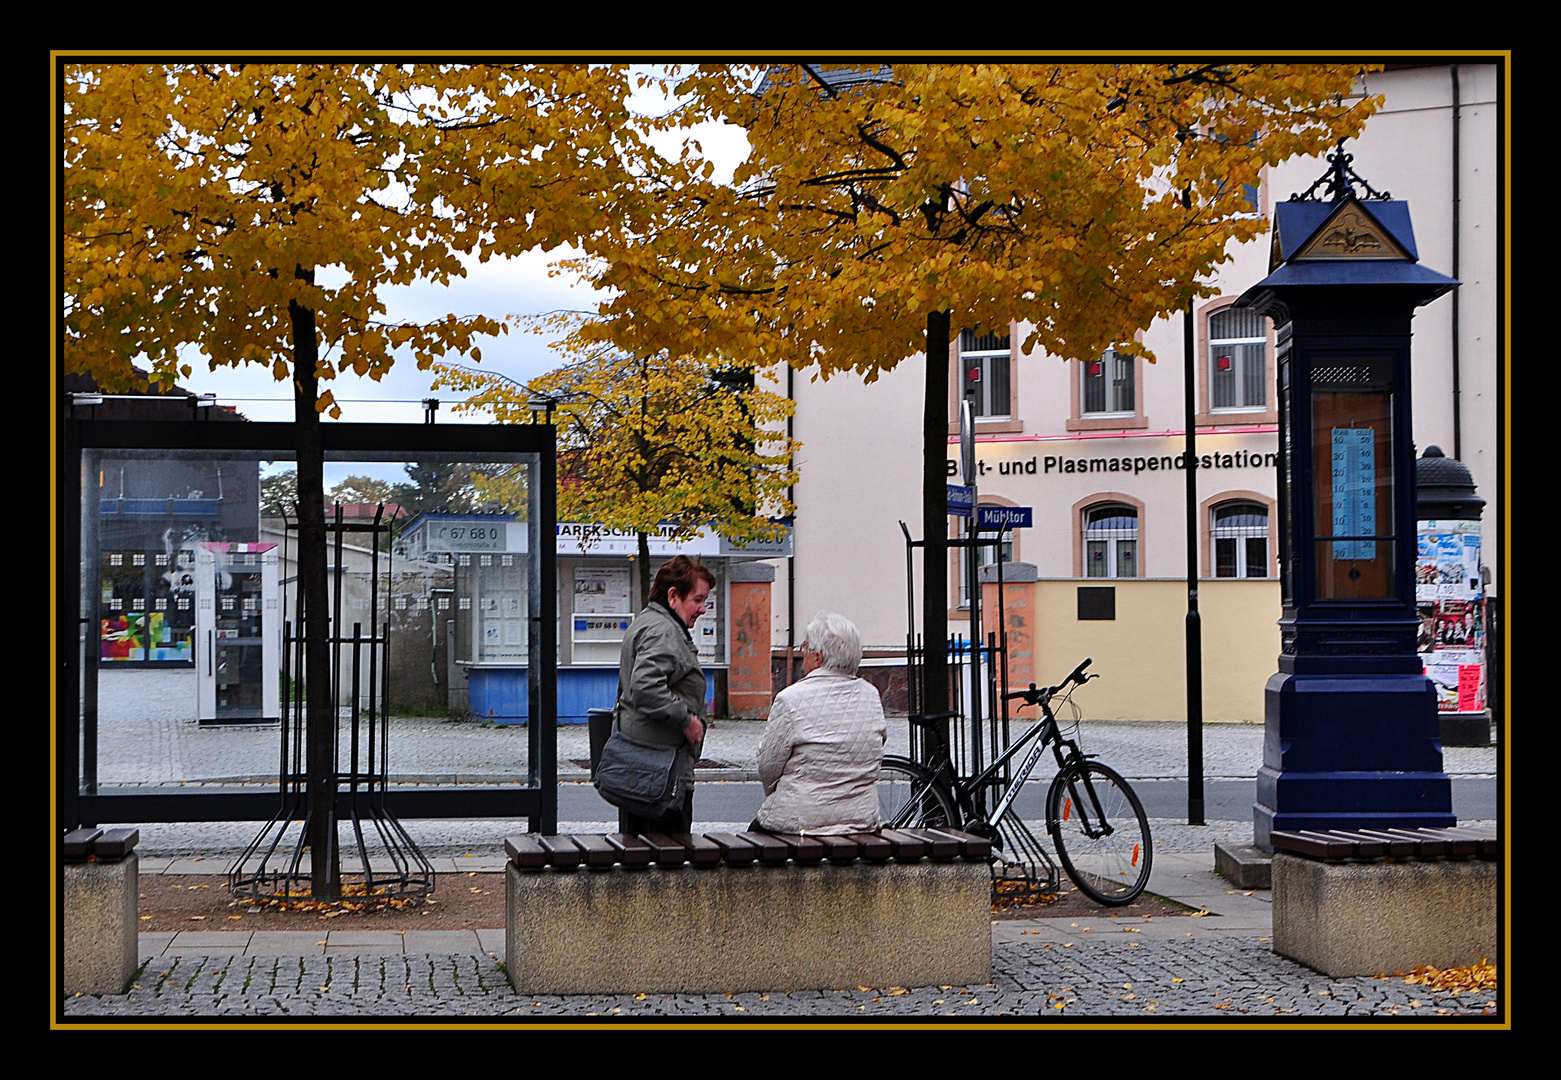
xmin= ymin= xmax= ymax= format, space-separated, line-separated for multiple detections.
xmin=1209 ymin=307 xmax=1267 ymax=411
xmin=1084 ymin=504 xmax=1138 ymax=579
xmin=1212 ymin=501 xmax=1269 ymax=578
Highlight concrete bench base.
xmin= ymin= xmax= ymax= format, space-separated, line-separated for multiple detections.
xmin=1272 ymin=852 xmax=1496 ymax=976
xmin=64 ymin=854 xmax=140 ymax=996
xmin=506 ymin=860 xmax=991 ymax=995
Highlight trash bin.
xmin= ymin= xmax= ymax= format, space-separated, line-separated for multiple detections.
xmin=587 ymin=707 xmax=614 ymax=778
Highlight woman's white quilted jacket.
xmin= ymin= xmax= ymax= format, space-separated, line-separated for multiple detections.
xmin=755 ymin=669 xmax=887 ymax=834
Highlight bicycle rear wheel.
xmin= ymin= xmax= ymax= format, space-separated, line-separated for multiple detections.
xmin=877 ymin=756 xmax=957 ymax=830
xmin=1047 ymin=761 xmax=1152 ymax=906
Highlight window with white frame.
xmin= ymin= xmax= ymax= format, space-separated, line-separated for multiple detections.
xmin=1212 ymin=501 xmax=1269 ymax=579
xmin=1082 ymin=348 xmax=1135 ymax=416
xmin=956 ymin=512 xmax=1015 ymax=608
xmin=1084 ymin=504 xmax=1138 ymax=579
xmin=1209 ymin=308 xmax=1267 ymax=411
xmin=960 ymin=329 xmax=1011 ymax=419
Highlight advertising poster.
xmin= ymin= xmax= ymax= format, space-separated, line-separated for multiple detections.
xmin=101 ymin=613 xmax=143 ymax=660
xmin=573 ymin=566 xmax=632 ymax=614
xmin=1435 ymin=599 xmax=1472 ymax=649
xmin=1417 ymin=519 xmax=1486 ymax=714
xmin=100 ymin=611 xmax=192 ymax=662
xmin=1457 ymin=664 xmax=1482 ymax=712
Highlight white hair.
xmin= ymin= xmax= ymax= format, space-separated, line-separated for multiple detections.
xmin=805 ymin=610 xmax=862 ymax=675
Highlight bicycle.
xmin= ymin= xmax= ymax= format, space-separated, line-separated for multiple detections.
xmin=877 ymin=657 xmax=1153 ymax=906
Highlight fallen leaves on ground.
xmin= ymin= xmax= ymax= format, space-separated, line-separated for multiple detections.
xmin=990 ymin=877 xmax=1062 ymax=911
xmin=1399 ymin=959 xmax=1497 ymax=994
xmin=230 ymin=880 xmax=426 ymax=919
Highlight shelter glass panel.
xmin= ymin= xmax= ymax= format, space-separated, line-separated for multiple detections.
xmin=72 ymin=442 xmax=547 ymax=800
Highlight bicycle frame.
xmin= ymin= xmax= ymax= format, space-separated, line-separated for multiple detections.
xmin=894 ymin=658 xmax=1152 ymax=906
xmin=914 ymin=691 xmax=1082 ymax=832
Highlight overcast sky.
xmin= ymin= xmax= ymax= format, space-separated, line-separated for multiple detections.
xmin=174 ymin=74 xmax=752 ymax=429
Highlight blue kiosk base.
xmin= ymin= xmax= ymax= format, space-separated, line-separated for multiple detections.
xmin=1254 ymin=666 xmax=1454 ymax=850
xmin=467 ymin=666 xmax=717 ymax=725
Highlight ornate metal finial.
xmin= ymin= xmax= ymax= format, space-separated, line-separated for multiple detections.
xmin=1289 ymin=140 xmax=1391 ymax=203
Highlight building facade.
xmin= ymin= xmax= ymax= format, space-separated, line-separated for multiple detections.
xmin=766 ymin=63 xmax=1501 ymax=722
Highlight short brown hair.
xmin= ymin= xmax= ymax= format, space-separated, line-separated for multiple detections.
xmin=650 ymin=555 xmax=715 ymax=607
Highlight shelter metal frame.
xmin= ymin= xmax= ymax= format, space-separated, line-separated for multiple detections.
xmin=58 ymin=418 xmax=559 ymax=833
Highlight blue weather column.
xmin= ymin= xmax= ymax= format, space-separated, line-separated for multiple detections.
xmin=1235 ymin=144 xmax=1459 ymax=846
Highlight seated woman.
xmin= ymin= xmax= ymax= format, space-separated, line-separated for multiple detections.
xmin=753 ymin=611 xmax=887 ymax=835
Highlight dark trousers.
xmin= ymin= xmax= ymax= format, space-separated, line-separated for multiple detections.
xmin=619 ymin=789 xmax=694 ymax=836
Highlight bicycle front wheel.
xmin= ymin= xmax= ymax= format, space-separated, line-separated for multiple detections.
xmin=877 ymin=756 xmax=957 ymax=830
xmin=1047 ymin=761 xmax=1152 ymax=906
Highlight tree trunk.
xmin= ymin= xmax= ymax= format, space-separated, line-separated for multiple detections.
xmin=290 ymin=276 xmax=339 ymax=901
xmin=922 ymin=308 xmax=951 ymax=746
xmin=636 ymin=530 xmax=652 ymax=610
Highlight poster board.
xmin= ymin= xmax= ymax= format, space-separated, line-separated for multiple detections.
xmin=1417 ymin=520 xmax=1485 ymax=713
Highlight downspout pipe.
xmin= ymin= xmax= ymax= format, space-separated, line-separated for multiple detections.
xmin=1452 ymin=64 xmax=1462 ymax=460
xmin=786 ymin=361 xmax=796 ymax=687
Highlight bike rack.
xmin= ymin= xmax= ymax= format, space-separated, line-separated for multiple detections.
xmin=901 ymin=521 xmax=1060 ymax=900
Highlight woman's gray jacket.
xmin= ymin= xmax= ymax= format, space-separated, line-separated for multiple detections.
xmin=614 ymin=601 xmax=707 ymax=780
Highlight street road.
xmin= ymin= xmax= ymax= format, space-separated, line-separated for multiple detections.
xmin=559 ymin=776 xmax=1497 ymax=824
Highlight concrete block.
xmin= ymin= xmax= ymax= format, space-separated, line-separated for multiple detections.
xmin=1214 ymin=843 xmax=1272 ymax=889
xmin=1440 ymin=710 xmax=1492 ymax=747
xmin=1272 ymin=853 xmax=1496 ymax=977
xmin=64 ymin=854 xmax=139 ymax=996
xmin=506 ymin=861 xmax=991 ymax=995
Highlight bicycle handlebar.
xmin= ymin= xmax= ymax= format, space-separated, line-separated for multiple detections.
xmin=1003 ymin=657 xmax=1094 ymax=706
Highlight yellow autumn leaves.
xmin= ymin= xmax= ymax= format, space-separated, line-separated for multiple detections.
xmin=581 ymin=63 xmax=1381 ymax=378
xmin=62 ymin=63 xmax=642 ymax=394
xmin=436 ymin=315 xmax=797 ymax=561
xmin=63 ymin=61 xmax=1379 ymax=415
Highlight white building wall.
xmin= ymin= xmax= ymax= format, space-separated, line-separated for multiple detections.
xmin=771 ymin=63 xmax=1502 ymax=701
xmin=774 ymin=360 xmax=928 ymax=655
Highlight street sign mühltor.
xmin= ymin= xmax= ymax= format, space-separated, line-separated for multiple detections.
xmin=976 ymin=505 xmax=1032 ymax=530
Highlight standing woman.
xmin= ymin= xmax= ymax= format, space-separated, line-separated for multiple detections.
xmin=613 ymin=555 xmax=714 ymax=835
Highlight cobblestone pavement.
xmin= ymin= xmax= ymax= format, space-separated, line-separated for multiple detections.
xmin=62 ymin=938 xmax=1499 ymax=1020
xmin=69 ymin=670 xmax=1503 ymax=1024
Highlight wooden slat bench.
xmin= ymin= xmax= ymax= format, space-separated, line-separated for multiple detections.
xmin=1268 ymin=825 xmax=1498 ymax=977
xmin=504 ymin=828 xmax=993 ymax=995
xmin=1269 ymin=825 xmax=1498 ymax=862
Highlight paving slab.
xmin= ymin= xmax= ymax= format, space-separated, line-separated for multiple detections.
xmin=240 ymin=931 xmax=331 ymax=956
xmin=165 ymin=930 xmax=252 ymax=954
xmin=137 ymin=931 xmax=176 ymax=957
xmin=404 ymin=930 xmax=484 ymax=954
xmin=322 ymin=931 xmax=408 ymax=954
xmin=162 ymin=858 xmax=228 ymax=875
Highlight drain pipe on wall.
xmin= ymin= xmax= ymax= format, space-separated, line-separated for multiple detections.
xmin=1451 ymin=63 xmax=1463 ymax=461
xmin=785 ymin=361 xmax=796 ymax=689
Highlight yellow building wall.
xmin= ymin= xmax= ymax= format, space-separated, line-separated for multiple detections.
xmin=1023 ymin=579 xmax=1280 ymax=723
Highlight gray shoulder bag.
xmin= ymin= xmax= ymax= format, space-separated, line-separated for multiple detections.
xmin=594 ymin=728 xmax=688 ymax=819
